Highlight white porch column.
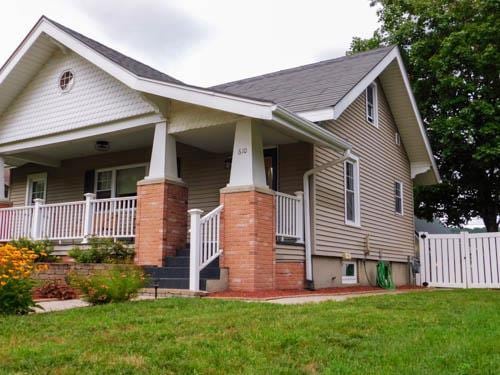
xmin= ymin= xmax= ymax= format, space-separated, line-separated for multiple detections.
xmin=146 ymin=121 xmax=180 ymax=181
xmin=0 ymin=156 xmax=5 ymax=200
xmin=227 ymin=118 xmax=267 ymax=188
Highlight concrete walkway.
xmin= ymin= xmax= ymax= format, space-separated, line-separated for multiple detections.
xmin=35 ymin=299 xmax=90 ymax=313
xmin=265 ymin=289 xmax=418 ymax=305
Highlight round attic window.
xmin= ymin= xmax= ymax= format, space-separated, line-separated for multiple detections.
xmin=59 ymin=70 xmax=74 ymax=92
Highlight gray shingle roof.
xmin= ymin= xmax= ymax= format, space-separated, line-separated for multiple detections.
xmin=45 ymin=17 xmax=183 ymax=85
xmin=211 ymin=46 xmax=395 ymax=113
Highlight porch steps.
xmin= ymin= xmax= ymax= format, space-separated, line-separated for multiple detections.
xmin=142 ymin=248 xmax=221 ymax=291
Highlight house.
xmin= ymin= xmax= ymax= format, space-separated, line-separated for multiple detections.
xmin=0 ymin=17 xmax=439 ymax=291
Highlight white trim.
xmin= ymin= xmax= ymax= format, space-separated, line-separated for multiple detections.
xmin=0 ymin=18 xmax=352 ymax=156
xmin=25 ymin=172 xmax=47 ymax=205
xmin=394 ymin=181 xmax=404 ymax=215
xmin=297 ymin=107 xmax=335 ymax=122
xmin=0 ymin=113 xmax=162 ymax=154
xmin=298 ymin=47 xmax=439 ymax=184
xmin=365 ymin=82 xmax=378 ymax=127
xmin=344 ymin=155 xmax=361 ymax=227
xmin=342 ymin=261 xmax=357 ymax=284
xmin=95 ymin=163 xmax=148 ymax=198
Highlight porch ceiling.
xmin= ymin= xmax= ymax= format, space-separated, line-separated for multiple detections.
xmin=5 ymin=126 xmax=154 ymax=167
xmin=173 ymin=122 xmax=299 ymax=154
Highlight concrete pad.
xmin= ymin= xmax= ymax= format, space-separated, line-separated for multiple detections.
xmin=266 ymin=289 xmax=417 ymax=305
xmin=34 ymin=299 xmax=90 ymax=313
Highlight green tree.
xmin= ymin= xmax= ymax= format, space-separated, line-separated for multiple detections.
xmin=350 ymin=0 xmax=499 ymax=231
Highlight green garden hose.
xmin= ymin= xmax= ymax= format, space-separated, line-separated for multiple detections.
xmin=376 ymin=261 xmax=395 ymax=289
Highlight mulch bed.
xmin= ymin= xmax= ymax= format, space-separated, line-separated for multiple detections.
xmin=207 ymin=285 xmax=424 ymax=300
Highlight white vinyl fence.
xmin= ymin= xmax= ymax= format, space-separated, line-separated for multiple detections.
xmin=418 ymin=232 xmax=500 ymax=288
xmin=0 ymin=194 xmax=137 ymax=242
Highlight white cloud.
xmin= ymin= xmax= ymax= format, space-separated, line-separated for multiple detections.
xmin=0 ymin=0 xmax=379 ymax=87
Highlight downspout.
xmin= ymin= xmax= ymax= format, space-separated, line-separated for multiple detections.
xmin=303 ymin=149 xmax=351 ymax=289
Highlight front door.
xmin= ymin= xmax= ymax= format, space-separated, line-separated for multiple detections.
xmin=264 ymin=148 xmax=278 ymax=191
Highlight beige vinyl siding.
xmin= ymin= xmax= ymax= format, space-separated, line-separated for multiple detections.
xmin=313 ymin=81 xmax=415 ymax=262
xmin=276 ymin=244 xmax=305 ymax=263
xmin=10 ymin=148 xmax=152 ymax=206
xmin=277 ymin=143 xmax=313 ymax=194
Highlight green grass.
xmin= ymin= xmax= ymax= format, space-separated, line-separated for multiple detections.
xmin=0 ymin=290 xmax=499 ymax=374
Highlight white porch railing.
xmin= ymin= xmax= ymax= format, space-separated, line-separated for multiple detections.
xmin=275 ymin=191 xmax=304 ymax=243
xmin=189 ymin=205 xmax=223 ymax=291
xmin=0 ymin=194 xmax=137 ymax=242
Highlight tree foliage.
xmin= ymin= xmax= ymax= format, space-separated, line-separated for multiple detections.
xmin=350 ymin=0 xmax=499 ymax=231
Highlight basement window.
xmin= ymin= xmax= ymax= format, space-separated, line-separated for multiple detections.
xmin=59 ymin=70 xmax=74 ymax=92
xmin=342 ymin=261 xmax=357 ymax=284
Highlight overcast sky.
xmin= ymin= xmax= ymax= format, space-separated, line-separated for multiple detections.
xmin=0 ymin=0 xmax=379 ymax=87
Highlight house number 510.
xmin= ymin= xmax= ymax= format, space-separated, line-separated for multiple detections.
xmin=238 ymin=148 xmax=248 ymax=155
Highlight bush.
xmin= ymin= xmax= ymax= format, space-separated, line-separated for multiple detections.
xmin=68 ymin=265 xmax=146 ymax=305
xmin=69 ymin=238 xmax=135 ymax=264
xmin=8 ymin=238 xmax=58 ymax=263
xmin=34 ymin=280 xmax=77 ymax=300
xmin=0 ymin=244 xmax=46 ymax=315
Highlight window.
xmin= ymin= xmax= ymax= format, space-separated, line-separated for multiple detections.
xmin=366 ymin=82 xmax=378 ymax=126
xmin=342 ymin=261 xmax=357 ymax=284
xmin=395 ymin=132 xmax=401 ymax=146
xmin=26 ymin=173 xmax=47 ymax=205
xmin=59 ymin=70 xmax=74 ymax=92
xmin=95 ymin=164 xmax=147 ymax=199
xmin=395 ymin=181 xmax=403 ymax=215
xmin=344 ymin=157 xmax=360 ymax=226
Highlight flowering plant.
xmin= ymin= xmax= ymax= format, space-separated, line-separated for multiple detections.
xmin=68 ymin=265 xmax=146 ymax=305
xmin=0 ymin=244 xmax=47 ymax=314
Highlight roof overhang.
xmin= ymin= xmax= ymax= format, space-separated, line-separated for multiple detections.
xmin=297 ymin=47 xmax=440 ymax=185
xmin=0 ymin=17 xmax=350 ymax=154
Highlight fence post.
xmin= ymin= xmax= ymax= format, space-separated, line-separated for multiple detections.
xmin=82 ymin=193 xmax=96 ymax=244
xmin=295 ymin=191 xmax=304 ymax=243
xmin=189 ymin=209 xmax=203 ymax=291
xmin=461 ymin=231 xmax=471 ymax=288
xmin=31 ymin=198 xmax=44 ymax=240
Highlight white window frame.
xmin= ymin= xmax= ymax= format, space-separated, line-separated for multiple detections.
xmin=94 ymin=163 xmax=149 ymax=199
xmin=365 ymin=82 xmax=378 ymax=127
xmin=395 ymin=132 xmax=401 ymax=146
xmin=342 ymin=261 xmax=358 ymax=284
xmin=25 ymin=172 xmax=47 ymax=205
xmin=344 ymin=156 xmax=361 ymax=227
xmin=395 ymin=181 xmax=404 ymax=215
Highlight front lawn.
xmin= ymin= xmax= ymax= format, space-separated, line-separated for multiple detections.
xmin=0 ymin=290 xmax=498 ymax=374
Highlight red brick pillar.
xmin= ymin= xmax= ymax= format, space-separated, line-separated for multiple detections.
xmin=0 ymin=200 xmax=11 ymax=208
xmin=135 ymin=179 xmax=188 ymax=266
xmin=219 ymin=187 xmax=276 ymax=291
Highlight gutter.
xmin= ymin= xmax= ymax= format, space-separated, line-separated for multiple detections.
xmin=303 ymin=149 xmax=352 ymax=289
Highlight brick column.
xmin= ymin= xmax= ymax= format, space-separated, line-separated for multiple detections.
xmin=0 ymin=200 xmax=11 ymax=208
xmin=135 ymin=178 xmax=187 ymax=266
xmin=219 ymin=187 xmax=276 ymax=291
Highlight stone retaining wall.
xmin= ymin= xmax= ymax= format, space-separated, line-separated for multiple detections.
xmin=32 ymin=263 xmax=118 ymax=282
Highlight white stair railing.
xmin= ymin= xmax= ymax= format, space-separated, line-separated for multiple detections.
xmin=0 ymin=196 xmax=137 ymax=242
xmin=189 ymin=205 xmax=223 ymax=291
xmin=275 ymin=191 xmax=304 ymax=243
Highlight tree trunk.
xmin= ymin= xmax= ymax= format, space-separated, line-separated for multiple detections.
xmin=482 ymin=212 xmax=499 ymax=232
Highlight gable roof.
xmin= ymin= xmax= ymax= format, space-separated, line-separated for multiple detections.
xmin=46 ymin=18 xmax=183 ymax=85
xmin=212 ymin=46 xmax=395 ymax=113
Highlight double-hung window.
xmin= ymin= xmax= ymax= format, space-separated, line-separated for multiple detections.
xmin=95 ymin=164 xmax=147 ymax=199
xmin=394 ymin=181 xmax=403 ymax=215
xmin=344 ymin=157 xmax=360 ymax=226
xmin=366 ymin=82 xmax=378 ymax=126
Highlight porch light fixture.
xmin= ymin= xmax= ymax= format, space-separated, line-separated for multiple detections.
xmin=95 ymin=140 xmax=110 ymax=152
xmin=224 ymin=157 xmax=232 ymax=169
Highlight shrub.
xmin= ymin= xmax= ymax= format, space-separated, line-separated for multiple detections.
xmin=8 ymin=238 xmax=58 ymax=263
xmin=0 ymin=244 xmax=46 ymax=315
xmin=68 ymin=265 xmax=146 ymax=305
xmin=69 ymin=237 xmax=135 ymax=264
xmin=34 ymin=280 xmax=77 ymax=300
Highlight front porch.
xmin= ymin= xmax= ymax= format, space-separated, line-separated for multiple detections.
xmin=1 ymin=116 xmax=312 ymax=292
